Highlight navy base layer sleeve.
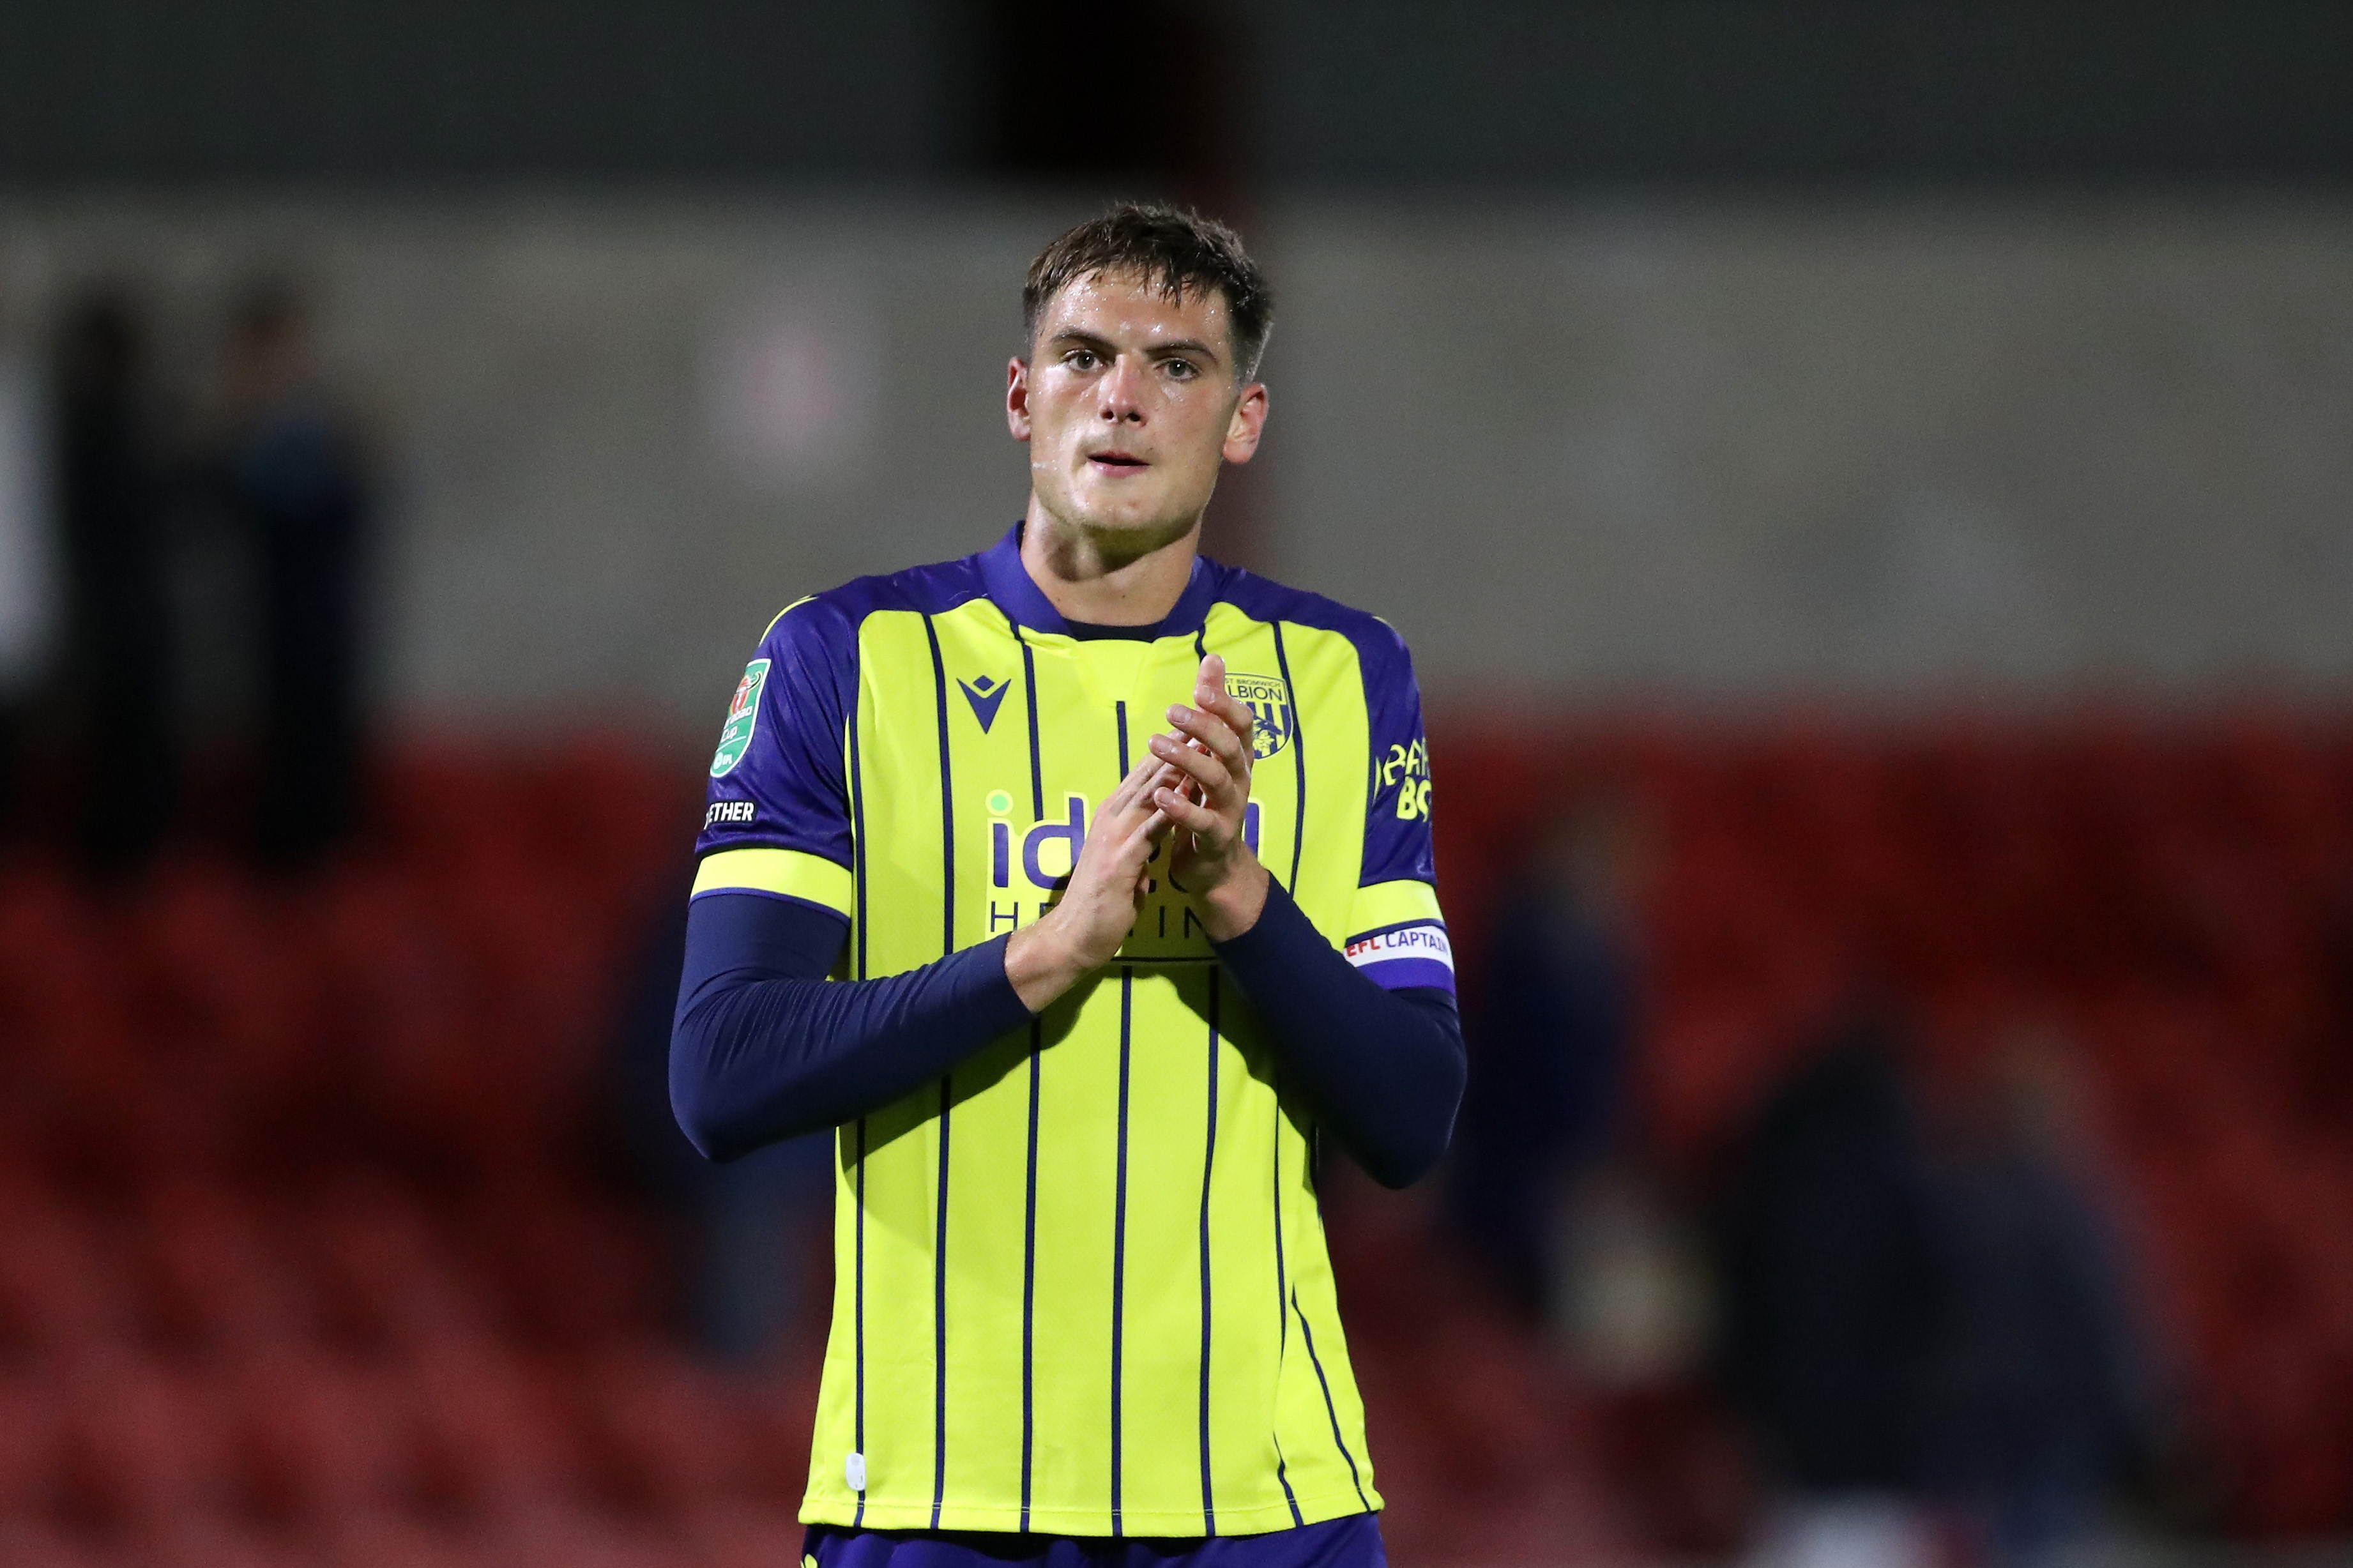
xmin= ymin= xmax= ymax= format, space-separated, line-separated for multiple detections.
xmin=669 ymin=893 xmax=1031 ymax=1162
xmin=1210 ymin=877 xmax=1466 ymax=1189
xmin=671 ymin=882 xmax=1466 ymax=1184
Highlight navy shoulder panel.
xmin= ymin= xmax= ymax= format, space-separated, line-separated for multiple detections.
xmin=1209 ymin=561 xmax=1413 ymax=691
xmin=696 ymin=552 xmax=989 ymax=869
xmin=743 ymin=552 xmax=993 ymax=715
xmin=807 ymin=552 xmax=992 ymax=627
xmin=1210 ymin=561 xmax=1435 ymax=889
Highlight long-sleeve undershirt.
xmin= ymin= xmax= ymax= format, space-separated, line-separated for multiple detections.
xmin=671 ymin=882 xmax=1465 ymax=1186
xmin=1208 ymin=876 xmax=1465 ymax=1187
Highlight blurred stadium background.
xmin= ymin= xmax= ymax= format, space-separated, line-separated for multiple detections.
xmin=3 ymin=4 xmax=2352 ymax=1565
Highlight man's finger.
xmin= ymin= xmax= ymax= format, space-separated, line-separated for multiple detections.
xmin=1116 ymin=810 xmax=1175 ymax=865
xmin=1098 ymin=765 xmax=1146 ymax=818
xmin=1148 ymin=732 xmax=1232 ymax=800
xmin=1166 ymin=704 xmax=1250 ymax=774
xmin=1194 ymin=653 xmax=1248 ymax=721
xmin=1125 ymin=766 xmax=1186 ymax=826
xmin=1104 ymin=759 xmax=1181 ymax=823
xmin=1196 ymin=652 xmax=1227 ymax=699
xmin=1107 ymin=754 xmax=1166 ymax=808
xmin=1152 ymin=786 xmax=1224 ymax=837
xmin=1199 ymin=685 xmax=1260 ymax=753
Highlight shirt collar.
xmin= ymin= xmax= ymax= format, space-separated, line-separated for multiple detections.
xmin=977 ymin=520 xmax=1219 ymax=641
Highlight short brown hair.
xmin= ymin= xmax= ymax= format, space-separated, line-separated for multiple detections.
xmin=1023 ymin=202 xmax=1274 ymax=381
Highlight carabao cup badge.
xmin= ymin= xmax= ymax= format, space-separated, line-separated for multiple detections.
xmin=711 ymin=657 xmax=771 ymax=778
xmin=1229 ymin=673 xmax=1294 ymax=761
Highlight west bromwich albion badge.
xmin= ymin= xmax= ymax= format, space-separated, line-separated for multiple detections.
xmin=1230 ymin=673 xmax=1294 ymax=761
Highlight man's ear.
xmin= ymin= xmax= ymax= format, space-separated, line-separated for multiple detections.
xmin=1221 ymin=382 xmax=1268 ymax=465
xmin=1007 ymin=356 xmax=1033 ymax=443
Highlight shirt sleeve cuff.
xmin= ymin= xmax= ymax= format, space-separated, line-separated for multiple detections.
xmin=1208 ymin=876 xmax=1327 ymax=984
xmin=956 ymin=932 xmax=1039 ymax=1031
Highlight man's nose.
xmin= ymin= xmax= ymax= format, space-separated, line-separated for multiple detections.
xmin=1098 ymin=354 xmax=1146 ymax=423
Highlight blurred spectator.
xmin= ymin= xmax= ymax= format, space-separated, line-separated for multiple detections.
xmin=1553 ymin=1167 xmax=1714 ymax=1387
xmin=612 ymin=869 xmax=832 ymax=1365
xmin=52 ymin=287 xmax=177 ymax=879
xmin=1447 ymin=790 xmax=1640 ymax=1321
xmin=212 ymin=278 xmax=375 ymax=873
xmin=1717 ymin=1017 xmax=1944 ymax=1568
xmin=1929 ymin=1023 xmax=2161 ymax=1568
xmin=0 ymin=291 xmax=56 ymax=830
xmin=2313 ymin=876 xmax=2353 ymax=1120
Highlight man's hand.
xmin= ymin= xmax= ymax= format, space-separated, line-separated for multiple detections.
xmin=1148 ymin=653 xmax=1271 ymax=943
xmin=1004 ymin=754 xmax=1178 ymax=1012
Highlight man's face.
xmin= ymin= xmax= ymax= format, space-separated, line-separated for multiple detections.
xmin=1008 ymin=270 xmax=1267 ymax=548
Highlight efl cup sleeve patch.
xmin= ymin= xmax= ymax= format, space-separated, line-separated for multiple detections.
xmin=1342 ymin=919 xmax=1456 ymax=995
xmin=710 ymin=657 xmax=771 ymax=779
xmin=696 ymin=596 xmax=858 ymax=871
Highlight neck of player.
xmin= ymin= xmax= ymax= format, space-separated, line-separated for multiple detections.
xmin=1019 ymin=503 xmax=1201 ymax=628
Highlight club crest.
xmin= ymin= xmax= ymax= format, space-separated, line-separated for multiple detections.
xmin=1228 ymin=673 xmax=1295 ymax=761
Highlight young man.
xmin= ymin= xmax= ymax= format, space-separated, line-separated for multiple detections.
xmin=673 ymin=204 xmax=1463 ymax=1568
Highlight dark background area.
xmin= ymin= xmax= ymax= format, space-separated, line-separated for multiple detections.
xmin=2 ymin=2 xmax=2349 ymax=190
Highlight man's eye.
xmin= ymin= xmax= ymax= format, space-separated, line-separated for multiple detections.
xmin=1164 ymin=359 xmax=1198 ymax=379
xmin=1065 ymin=349 xmax=1100 ymax=370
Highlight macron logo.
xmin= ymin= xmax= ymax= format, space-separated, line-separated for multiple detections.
xmin=959 ymin=674 xmax=1010 ymax=733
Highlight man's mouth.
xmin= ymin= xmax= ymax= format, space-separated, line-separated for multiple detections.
xmin=1088 ymin=450 xmax=1148 ymax=471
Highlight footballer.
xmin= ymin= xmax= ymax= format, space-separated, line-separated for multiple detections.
xmin=673 ymin=204 xmax=1465 ymax=1568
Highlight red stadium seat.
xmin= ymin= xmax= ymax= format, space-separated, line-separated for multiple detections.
xmin=53 ymin=1353 xmax=240 ymax=1529
xmin=460 ymin=1184 xmax=663 ymax=1348
xmin=475 ymin=1500 xmax=683 ymax=1568
xmin=321 ymin=1511 xmax=468 ymax=1568
xmin=0 ymin=1377 xmax=61 ymax=1519
xmin=680 ymin=1499 xmax=816 ymax=1568
xmin=0 ymin=1519 xmax=96 ymax=1568
xmin=135 ymin=1513 xmax=312 ymax=1568
xmin=406 ymin=1344 xmax=583 ymax=1514
xmin=0 ymin=1198 xmax=135 ymax=1359
xmin=575 ymin=1348 xmax=741 ymax=1512
xmin=234 ymin=1351 xmax=423 ymax=1521
xmin=135 ymin=1183 xmax=314 ymax=1357
xmin=300 ymin=1182 xmax=499 ymax=1357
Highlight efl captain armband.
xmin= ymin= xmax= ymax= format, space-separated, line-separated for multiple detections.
xmin=1341 ymin=920 xmax=1455 ymax=993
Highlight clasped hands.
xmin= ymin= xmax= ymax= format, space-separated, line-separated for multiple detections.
xmin=1004 ymin=653 xmax=1270 ymax=1013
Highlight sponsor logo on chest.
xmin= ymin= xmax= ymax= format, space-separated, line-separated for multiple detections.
xmin=976 ymin=787 xmax=1265 ymax=954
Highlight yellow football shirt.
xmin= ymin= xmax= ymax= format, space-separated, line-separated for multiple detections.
xmin=691 ymin=525 xmax=1449 ymax=1537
